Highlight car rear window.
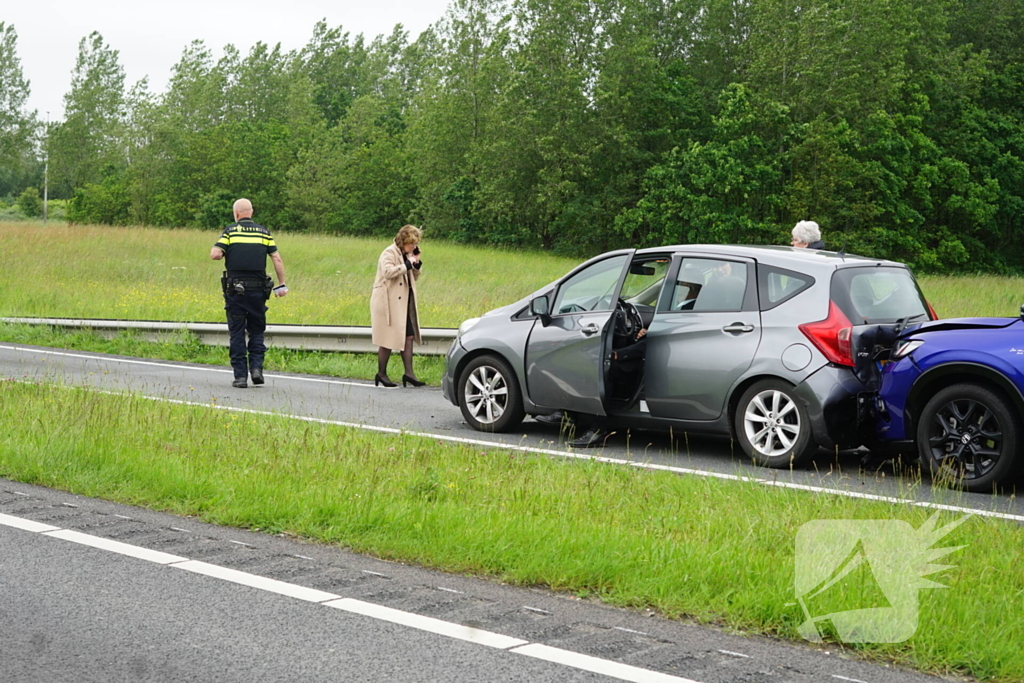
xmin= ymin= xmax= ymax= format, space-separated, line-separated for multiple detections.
xmin=831 ymin=267 xmax=929 ymax=324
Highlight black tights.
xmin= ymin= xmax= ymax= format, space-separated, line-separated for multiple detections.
xmin=377 ymin=336 xmax=415 ymax=380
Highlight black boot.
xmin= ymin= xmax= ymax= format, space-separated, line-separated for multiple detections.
xmin=232 ymin=377 xmax=248 ymax=389
xmin=250 ymin=367 xmax=264 ymax=385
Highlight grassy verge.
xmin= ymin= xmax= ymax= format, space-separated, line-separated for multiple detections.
xmin=1 ymin=380 xmax=1022 ymax=681
xmin=0 ymin=323 xmax=447 ymax=386
xmin=5 ymin=221 xmax=1024 ymax=326
xmin=0 ymin=221 xmax=575 ymax=326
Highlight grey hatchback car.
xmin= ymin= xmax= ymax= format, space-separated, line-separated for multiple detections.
xmin=442 ymin=245 xmax=934 ymax=467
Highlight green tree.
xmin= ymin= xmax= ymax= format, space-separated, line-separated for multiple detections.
xmin=620 ymin=84 xmax=792 ymax=247
xmin=48 ymin=32 xmax=127 ymax=198
xmin=0 ymin=22 xmax=37 ymax=198
xmin=15 ymin=186 xmax=42 ymax=217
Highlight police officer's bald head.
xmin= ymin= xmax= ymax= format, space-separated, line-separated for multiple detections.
xmin=233 ymin=198 xmax=253 ymax=220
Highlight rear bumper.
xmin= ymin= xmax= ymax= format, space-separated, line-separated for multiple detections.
xmin=793 ymin=365 xmax=872 ymax=450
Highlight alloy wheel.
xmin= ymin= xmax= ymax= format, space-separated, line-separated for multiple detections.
xmin=743 ymin=389 xmax=802 ymax=457
xmin=463 ymin=365 xmax=509 ymax=425
xmin=925 ymin=397 xmax=1002 ymax=481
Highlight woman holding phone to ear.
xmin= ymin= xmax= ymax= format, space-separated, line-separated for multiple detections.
xmin=370 ymin=224 xmax=425 ymax=387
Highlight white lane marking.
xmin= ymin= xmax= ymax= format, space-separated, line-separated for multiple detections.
xmin=42 ymin=529 xmax=187 ymax=564
xmin=832 ymin=676 xmax=870 ymax=683
xmin=437 ymin=587 xmax=463 ymax=594
xmin=717 ymin=649 xmax=750 ymax=658
xmin=0 ymin=511 xmax=700 ymax=683
xmin=511 ymin=643 xmax=700 ymax=683
xmin=0 ymin=512 xmax=59 ymax=533
xmin=171 ymin=560 xmax=340 ymax=603
xmin=523 ymin=606 xmax=551 ymax=615
xmin=0 ymin=344 xmax=373 ymax=389
xmin=614 ymin=627 xmax=648 ymax=636
xmin=324 ymin=598 xmax=528 ymax=650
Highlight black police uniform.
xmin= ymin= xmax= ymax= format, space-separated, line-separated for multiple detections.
xmin=213 ymin=218 xmax=278 ymax=384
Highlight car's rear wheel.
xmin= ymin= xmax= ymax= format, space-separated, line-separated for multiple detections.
xmin=458 ymin=354 xmax=525 ymax=433
xmin=917 ymin=383 xmax=1020 ymax=493
xmin=735 ymin=380 xmax=817 ymax=468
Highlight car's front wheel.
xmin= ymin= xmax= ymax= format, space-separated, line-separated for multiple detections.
xmin=458 ymin=354 xmax=525 ymax=433
xmin=735 ymin=380 xmax=817 ymax=468
xmin=917 ymin=383 xmax=1020 ymax=493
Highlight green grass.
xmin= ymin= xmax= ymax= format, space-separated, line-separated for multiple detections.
xmin=1 ymin=380 xmax=1022 ymax=681
xmin=0 ymin=221 xmax=575 ymax=326
xmin=4 ymin=221 xmax=1024 ymax=326
xmin=0 ymin=323 xmax=447 ymax=385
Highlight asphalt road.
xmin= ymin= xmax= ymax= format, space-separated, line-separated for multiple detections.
xmin=0 ymin=342 xmax=1014 ymax=681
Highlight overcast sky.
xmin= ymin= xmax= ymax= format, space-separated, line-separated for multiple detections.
xmin=3 ymin=0 xmax=453 ymax=121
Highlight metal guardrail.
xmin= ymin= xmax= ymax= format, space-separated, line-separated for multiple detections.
xmin=0 ymin=318 xmax=458 ymax=356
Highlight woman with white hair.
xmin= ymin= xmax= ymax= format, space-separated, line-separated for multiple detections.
xmin=791 ymin=220 xmax=826 ymax=249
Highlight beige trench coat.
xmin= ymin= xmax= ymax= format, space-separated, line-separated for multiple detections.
xmin=370 ymin=243 xmax=422 ymax=350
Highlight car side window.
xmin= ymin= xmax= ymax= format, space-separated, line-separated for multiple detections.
xmin=758 ymin=266 xmax=814 ymax=311
xmin=552 ymin=255 xmax=628 ymax=315
xmin=667 ymin=258 xmax=747 ymax=312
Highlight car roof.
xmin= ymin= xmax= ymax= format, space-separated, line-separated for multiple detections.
xmin=633 ymin=244 xmax=907 ymax=270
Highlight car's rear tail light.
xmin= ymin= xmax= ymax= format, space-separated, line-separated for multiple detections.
xmin=926 ymin=300 xmax=938 ymax=320
xmin=799 ymin=301 xmax=855 ymax=367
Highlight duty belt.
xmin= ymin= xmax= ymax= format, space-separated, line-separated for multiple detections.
xmin=222 ymin=273 xmax=273 ymax=298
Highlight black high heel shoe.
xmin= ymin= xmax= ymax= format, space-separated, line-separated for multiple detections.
xmin=402 ymin=374 xmax=426 ymax=388
xmin=375 ymin=373 xmax=397 ymax=388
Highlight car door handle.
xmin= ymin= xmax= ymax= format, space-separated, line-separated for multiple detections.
xmin=581 ymin=323 xmax=600 ymax=336
xmin=723 ymin=323 xmax=755 ymax=333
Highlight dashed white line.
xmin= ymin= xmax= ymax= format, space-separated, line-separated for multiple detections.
xmin=437 ymin=587 xmax=463 ymax=594
xmin=42 ymin=529 xmax=187 ymax=564
xmin=614 ymin=627 xmax=649 ymax=636
xmin=171 ymin=560 xmax=340 ymax=603
xmin=0 ymin=512 xmax=58 ymax=533
xmin=361 ymin=570 xmax=389 ymax=578
xmin=510 ymin=643 xmax=700 ymax=683
xmin=324 ymin=598 xmax=528 ymax=649
xmin=832 ymin=676 xmax=870 ymax=683
xmin=717 ymin=649 xmax=750 ymax=658
xmin=0 ymin=511 xmax=699 ymax=682
xmin=523 ymin=606 xmax=551 ymax=615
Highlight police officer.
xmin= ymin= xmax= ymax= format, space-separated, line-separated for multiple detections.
xmin=209 ymin=198 xmax=288 ymax=388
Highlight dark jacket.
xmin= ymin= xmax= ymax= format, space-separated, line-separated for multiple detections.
xmin=807 ymin=240 xmax=826 ymax=250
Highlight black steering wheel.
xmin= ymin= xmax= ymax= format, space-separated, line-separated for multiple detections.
xmin=614 ymin=298 xmax=644 ymax=340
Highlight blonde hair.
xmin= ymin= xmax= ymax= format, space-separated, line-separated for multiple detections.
xmin=395 ymin=224 xmax=422 ymax=247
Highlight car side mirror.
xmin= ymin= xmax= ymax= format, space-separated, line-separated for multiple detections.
xmin=530 ymin=296 xmax=552 ymax=326
xmin=1020 ymin=304 xmax=1024 ymax=321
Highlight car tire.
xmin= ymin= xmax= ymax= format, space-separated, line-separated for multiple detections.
xmin=916 ymin=383 xmax=1020 ymax=493
xmin=735 ymin=380 xmax=817 ymax=468
xmin=458 ymin=354 xmax=525 ymax=433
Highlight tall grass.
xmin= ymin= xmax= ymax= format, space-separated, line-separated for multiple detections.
xmin=0 ymin=221 xmax=575 ymax=326
xmin=4 ymin=221 xmax=1024 ymax=325
xmin=1 ymin=380 xmax=1022 ymax=681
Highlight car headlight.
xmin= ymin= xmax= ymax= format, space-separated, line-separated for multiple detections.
xmin=891 ymin=339 xmax=924 ymax=360
xmin=456 ymin=317 xmax=481 ymax=342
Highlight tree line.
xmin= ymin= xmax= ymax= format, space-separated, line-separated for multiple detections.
xmin=2 ymin=0 xmax=1023 ymax=272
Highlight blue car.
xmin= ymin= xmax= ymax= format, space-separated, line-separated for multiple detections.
xmin=873 ymin=311 xmax=1024 ymax=492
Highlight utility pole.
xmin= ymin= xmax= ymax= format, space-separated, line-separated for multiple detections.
xmin=43 ymin=111 xmax=49 ymax=223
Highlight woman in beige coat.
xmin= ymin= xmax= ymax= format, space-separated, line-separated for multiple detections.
xmin=370 ymin=225 xmax=424 ymax=387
